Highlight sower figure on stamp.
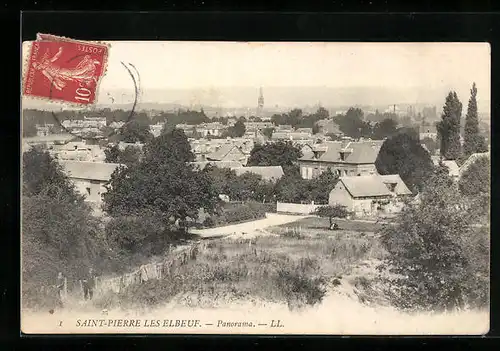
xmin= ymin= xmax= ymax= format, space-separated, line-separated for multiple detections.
xmin=81 ymin=267 xmax=97 ymax=301
xmin=32 ymin=47 xmax=101 ymax=91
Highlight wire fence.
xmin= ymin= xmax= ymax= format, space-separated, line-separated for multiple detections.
xmin=92 ymin=242 xmax=207 ymax=298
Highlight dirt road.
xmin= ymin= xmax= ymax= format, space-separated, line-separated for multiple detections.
xmin=189 ymin=213 xmax=310 ymax=238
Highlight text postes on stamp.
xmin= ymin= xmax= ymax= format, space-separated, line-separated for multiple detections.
xmin=23 ymin=38 xmax=108 ymax=105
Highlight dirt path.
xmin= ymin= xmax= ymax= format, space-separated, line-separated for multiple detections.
xmin=189 ymin=213 xmax=310 ymax=238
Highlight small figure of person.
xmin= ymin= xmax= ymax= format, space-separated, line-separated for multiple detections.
xmin=56 ymin=272 xmax=65 ymax=308
xmin=81 ymin=268 xmax=96 ymax=301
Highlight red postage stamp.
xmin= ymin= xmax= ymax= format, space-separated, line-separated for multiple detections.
xmin=23 ymin=35 xmax=109 ymax=105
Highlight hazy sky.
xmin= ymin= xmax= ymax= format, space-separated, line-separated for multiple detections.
xmin=101 ymin=42 xmax=489 ymax=88
xmin=22 ymin=41 xmax=490 ymax=110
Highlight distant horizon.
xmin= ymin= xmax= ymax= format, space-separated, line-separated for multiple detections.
xmin=23 ymin=85 xmax=491 ymax=116
xmin=21 ymin=41 xmax=490 ymax=114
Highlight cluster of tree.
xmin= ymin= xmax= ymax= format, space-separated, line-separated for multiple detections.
xmin=22 ymin=147 xmax=107 ymax=308
xmin=247 ymin=141 xmax=302 ymax=175
xmin=103 ymin=129 xmax=219 ymax=232
xmin=22 ymin=109 xmax=63 ymax=137
xmin=202 ymin=165 xmax=275 ymax=203
xmin=261 ymin=127 xmax=275 ymax=139
xmin=201 ymin=141 xmax=339 ymax=205
xmin=375 ymin=129 xmax=435 ymax=194
xmin=437 ymin=83 xmax=488 ymax=162
xmin=381 ymin=166 xmax=489 ymax=311
xmin=365 ymin=111 xmax=400 ymax=124
xmin=333 ymin=107 xmax=400 ymax=140
xmin=116 ymin=119 xmax=153 ymax=144
xmin=153 ymin=109 xmax=210 ymax=129
xmin=274 ymin=168 xmax=340 ymax=204
xmin=420 ymin=136 xmax=439 ymax=156
xmin=222 ymin=120 xmax=246 ymax=138
xmin=270 ymin=107 xmax=329 ymax=130
xmin=374 ymin=107 xmax=490 ymax=312
xmin=203 ymin=163 xmax=340 ymax=206
xmin=458 ymin=155 xmax=490 ymax=223
xmin=22 ymin=108 xmax=156 ymax=139
xmin=104 ymin=144 xmax=143 ymax=166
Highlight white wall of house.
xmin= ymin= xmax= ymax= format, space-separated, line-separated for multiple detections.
xmin=72 ymin=179 xmax=108 ymax=203
xmin=329 ymin=182 xmax=403 ymax=217
xmin=352 ymin=199 xmax=378 ymax=217
xmin=328 ymin=184 xmax=354 ymax=208
xmin=300 ymin=162 xmax=377 ymax=179
xmin=276 ymin=202 xmax=321 ymax=214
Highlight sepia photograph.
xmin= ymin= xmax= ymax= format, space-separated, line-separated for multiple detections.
xmin=21 ymin=39 xmax=490 ymax=334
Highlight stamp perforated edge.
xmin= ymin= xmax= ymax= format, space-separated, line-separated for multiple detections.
xmin=22 ymin=34 xmax=112 ymax=108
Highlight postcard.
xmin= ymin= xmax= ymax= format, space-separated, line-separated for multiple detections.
xmin=21 ymin=38 xmax=490 ymax=335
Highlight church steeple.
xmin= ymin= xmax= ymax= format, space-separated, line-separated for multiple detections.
xmin=257 ymin=87 xmax=264 ymax=117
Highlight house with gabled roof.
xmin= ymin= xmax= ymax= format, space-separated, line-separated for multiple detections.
xmin=59 ymin=160 xmax=124 ymax=204
xmin=271 ymin=131 xmax=312 ymax=141
xmin=328 ymin=174 xmax=411 ymax=217
xmin=205 ymin=144 xmax=248 ymax=165
xmin=298 ymin=140 xmax=384 ymax=179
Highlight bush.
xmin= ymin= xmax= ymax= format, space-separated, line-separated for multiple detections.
xmin=203 ymin=216 xmax=216 ymax=228
xmin=261 ymin=202 xmax=277 ymax=213
xmin=204 ymin=201 xmax=268 ymax=227
xmin=380 ymin=171 xmax=489 ymax=312
xmin=105 ymin=215 xmax=177 ymax=256
xmin=274 ymin=268 xmax=326 ymax=308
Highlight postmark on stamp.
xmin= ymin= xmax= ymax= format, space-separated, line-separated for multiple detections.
xmin=23 ymin=35 xmax=109 ymax=105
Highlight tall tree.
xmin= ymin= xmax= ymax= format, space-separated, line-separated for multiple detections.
xmin=119 ymin=146 xmax=142 ymax=166
xmin=22 ymin=147 xmax=82 ymax=203
xmin=307 ymin=168 xmax=340 ymax=204
xmin=103 ymin=129 xmax=218 ymax=226
xmin=372 ymin=118 xmax=398 ymax=140
xmin=421 ymin=137 xmax=438 ymax=156
xmin=262 ymin=127 xmax=275 ymax=139
xmin=22 ymin=148 xmax=103 ymax=306
xmin=275 ymin=171 xmax=309 ymax=203
xmin=313 ymin=205 xmax=349 ymax=230
xmin=375 ymin=130 xmax=435 ymax=193
xmin=459 ymin=155 xmax=490 ymax=197
xmin=104 ymin=144 xmax=120 ymax=163
xmin=458 ymin=155 xmax=490 ymax=223
xmin=315 ymin=106 xmax=329 ymax=120
xmin=224 ymin=120 xmax=246 ymax=138
xmin=120 ymin=120 xmax=153 ymax=143
xmin=437 ymin=92 xmax=462 ymax=160
xmin=247 ymin=141 xmax=302 ymax=174
xmin=143 ymin=128 xmax=195 ymax=163
xmin=333 ymin=107 xmax=372 ymax=139
xmin=463 ymin=83 xmax=488 ymax=158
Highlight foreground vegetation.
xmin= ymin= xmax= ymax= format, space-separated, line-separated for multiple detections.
xmin=93 ymin=232 xmax=386 ymax=312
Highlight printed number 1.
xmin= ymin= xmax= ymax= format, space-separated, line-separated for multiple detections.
xmin=59 ymin=321 xmax=63 ymax=327
xmin=75 ymin=87 xmax=91 ymax=102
